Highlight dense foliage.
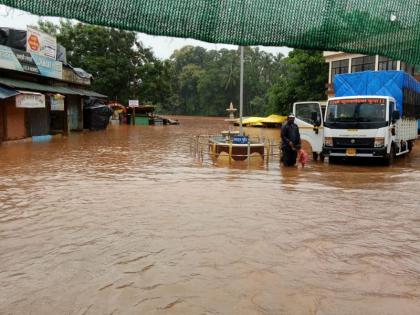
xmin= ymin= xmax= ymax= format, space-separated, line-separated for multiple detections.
xmin=266 ymin=50 xmax=329 ymax=114
xmin=38 ymin=21 xmax=328 ymax=116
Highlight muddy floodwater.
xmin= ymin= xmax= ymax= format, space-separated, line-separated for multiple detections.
xmin=1 ymin=116 xmax=420 ymax=315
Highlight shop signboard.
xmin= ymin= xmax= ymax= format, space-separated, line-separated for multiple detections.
xmin=129 ymin=100 xmax=139 ymax=108
xmin=0 ymin=45 xmax=62 ymax=79
xmin=50 ymin=94 xmax=65 ymax=111
xmin=31 ymin=53 xmax=62 ymax=79
xmin=26 ymin=27 xmax=57 ymax=60
xmin=16 ymin=92 xmax=46 ymax=109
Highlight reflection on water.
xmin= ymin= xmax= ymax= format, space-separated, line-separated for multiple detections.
xmin=1 ymin=116 xmax=420 ymax=314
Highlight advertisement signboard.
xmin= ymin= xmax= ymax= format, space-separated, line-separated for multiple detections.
xmin=31 ymin=53 xmax=63 ymax=79
xmin=0 ymin=45 xmax=62 ymax=79
xmin=129 ymin=100 xmax=139 ymax=108
xmin=50 ymin=94 xmax=65 ymax=111
xmin=16 ymin=92 xmax=46 ymax=109
xmin=26 ymin=27 xmax=57 ymax=60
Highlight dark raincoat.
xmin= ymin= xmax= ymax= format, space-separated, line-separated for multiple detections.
xmin=281 ymin=121 xmax=301 ymax=166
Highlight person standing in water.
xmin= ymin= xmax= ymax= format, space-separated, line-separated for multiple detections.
xmin=281 ymin=114 xmax=301 ymax=166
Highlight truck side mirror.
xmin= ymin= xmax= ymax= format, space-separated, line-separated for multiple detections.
xmin=391 ymin=110 xmax=400 ymax=123
xmin=311 ymin=111 xmax=321 ymax=127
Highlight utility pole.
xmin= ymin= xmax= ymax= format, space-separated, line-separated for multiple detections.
xmin=239 ymin=46 xmax=244 ymax=136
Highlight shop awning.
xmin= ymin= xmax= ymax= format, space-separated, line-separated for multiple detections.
xmin=0 ymin=77 xmax=107 ymax=99
xmin=66 ymin=87 xmax=108 ymax=98
xmin=0 ymin=85 xmax=18 ymax=99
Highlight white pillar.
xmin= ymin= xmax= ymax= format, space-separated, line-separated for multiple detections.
xmin=328 ymin=61 xmax=332 ymax=84
xmin=348 ymin=58 xmax=352 ymax=73
xmin=375 ymin=55 xmax=379 ymax=71
xmin=239 ymin=46 xmax=244 ymax=136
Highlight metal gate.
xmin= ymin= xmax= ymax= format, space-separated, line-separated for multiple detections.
xmin=27 ymin=108 xmax=50 ymax=136
xmin=67 ymin=96 xmax=82 ymax=131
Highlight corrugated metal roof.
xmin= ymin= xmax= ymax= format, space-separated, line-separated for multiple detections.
xmin=0 ymin=77 xmax=70 ymax=94
xmin=0 ymin=77 xmax=107 ymax=98
xmin=68 ymin=87 xmax=107 ymax=98
xmin=0 ymin=85 xmax=18 ymax=99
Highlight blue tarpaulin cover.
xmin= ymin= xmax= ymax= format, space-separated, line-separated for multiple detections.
xmin=334 ymin=71 xmax=420 ymax=115
xmin=0 ymin=85 xmax=18 ymax=99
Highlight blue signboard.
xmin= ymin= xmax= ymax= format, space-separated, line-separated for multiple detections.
xmin=0 ymin=45 xmax=62 ymax=80
xmin=31 ymin=53 xmax=62 ymax=79
xmin=232 ymin=135 xmax=249 ymax=144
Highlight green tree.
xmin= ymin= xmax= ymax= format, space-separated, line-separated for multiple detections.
xmin=36 ymin=20 xmax=325 ymax=117
xmin=169 ymin=46 xmax=286 ymax=116
xmin=267 ymin=49 xmax=328 ymax=114
xmin=171 ymin=46 xmax=209 ymax=72
xmin=178 ymin=64 xmax=204 ymax=114
xmin=37 ymin=20 xmax=168 ymax=106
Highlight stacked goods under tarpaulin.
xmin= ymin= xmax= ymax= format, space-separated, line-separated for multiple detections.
xmin=1 ymin=1 xmax=420 ymax=64
xmin=83 ymin=97 xmax=113 ymax=131
xmin=334 ymin=71 xmax=420 ymax=118
xmin=0 ymin=28 xmax=26 ymax=51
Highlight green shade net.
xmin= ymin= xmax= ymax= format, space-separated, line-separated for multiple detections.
xmin=1 ymin=0 xmax=420 ymax=64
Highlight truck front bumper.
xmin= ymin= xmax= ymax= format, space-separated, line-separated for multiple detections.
xmin=322 ymin=147 xmax=387 ymax=158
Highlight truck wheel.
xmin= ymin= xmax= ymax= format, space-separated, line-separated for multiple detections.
xmin=383 ymin=145 xmax=395 ymax=166
xmin=312 ymin=152 xmax=319 ymax=161
xmin=320 ymin=153 xmax=325 ymax=162
xmin=329 ymin=156 xmax=340 ymax=164
xmin=408 ymin=141 xmax=414 ymax=152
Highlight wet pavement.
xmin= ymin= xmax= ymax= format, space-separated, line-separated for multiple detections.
xmin=1 ymin=116 xmax=420 ymax=314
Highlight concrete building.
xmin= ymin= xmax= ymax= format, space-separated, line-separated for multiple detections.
xmin=0 ymin=28 xmax=106 ymax=144
xmin=324 ymin=51 xmax=420 ymax=97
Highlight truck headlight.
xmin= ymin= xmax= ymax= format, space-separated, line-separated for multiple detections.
xmin=374 ymin=137 xmax=385 ymax=148
xmin=325 ymin=137 xmax=333 ymax=147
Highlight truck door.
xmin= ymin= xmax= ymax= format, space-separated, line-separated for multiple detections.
xmin=293 ymin=102 xmax=324 ymax=159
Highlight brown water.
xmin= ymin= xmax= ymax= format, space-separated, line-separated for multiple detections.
xmin=1 ymin=116 xmax=420 ymax=315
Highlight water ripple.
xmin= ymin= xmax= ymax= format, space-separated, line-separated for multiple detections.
xmin=0 ymin=117 xmax=420 ymax=314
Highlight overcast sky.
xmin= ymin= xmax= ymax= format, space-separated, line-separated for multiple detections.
xmin=0 ymin=5 xmax=291 ymax=60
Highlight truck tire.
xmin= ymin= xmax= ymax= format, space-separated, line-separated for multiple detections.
xmin=329 ymin=156 xmax=340 ymax=164
xmin=312 ymin=152 xmax=319 ymax=161
xmin=408 ymin=141 xmax=414 ymax=153
xmin=320 ymin=153 xmax=325 ymax=162
xmin=383 ymin=145 xmax=395 ymax=166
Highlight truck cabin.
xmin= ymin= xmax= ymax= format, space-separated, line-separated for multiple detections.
xmin=324 ymin=97 xmax=399 ymax=129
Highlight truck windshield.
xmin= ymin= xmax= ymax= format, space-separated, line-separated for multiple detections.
xmin=326 ymin=99 xmax=387 ymax=123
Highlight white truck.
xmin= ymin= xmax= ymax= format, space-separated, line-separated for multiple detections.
xmin=293 ymin=71 xmax=419 ymax=165
xmin=292 ymin=101 xmax=326 ymax=161
xmin=323 ymin=96 xmax=417 ymax=164
xmin=293 ymin=97 xmax=418 ymax=165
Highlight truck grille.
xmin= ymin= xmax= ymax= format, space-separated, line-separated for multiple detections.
xmin=333 ymin=137 xmax=375 ymax=148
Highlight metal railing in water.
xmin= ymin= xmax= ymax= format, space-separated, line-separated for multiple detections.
xmin=190 ymin=135 xmax=282 ymax=166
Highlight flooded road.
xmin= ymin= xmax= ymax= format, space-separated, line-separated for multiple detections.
xmin=1 ymin=116 xmax=420 ymax=315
